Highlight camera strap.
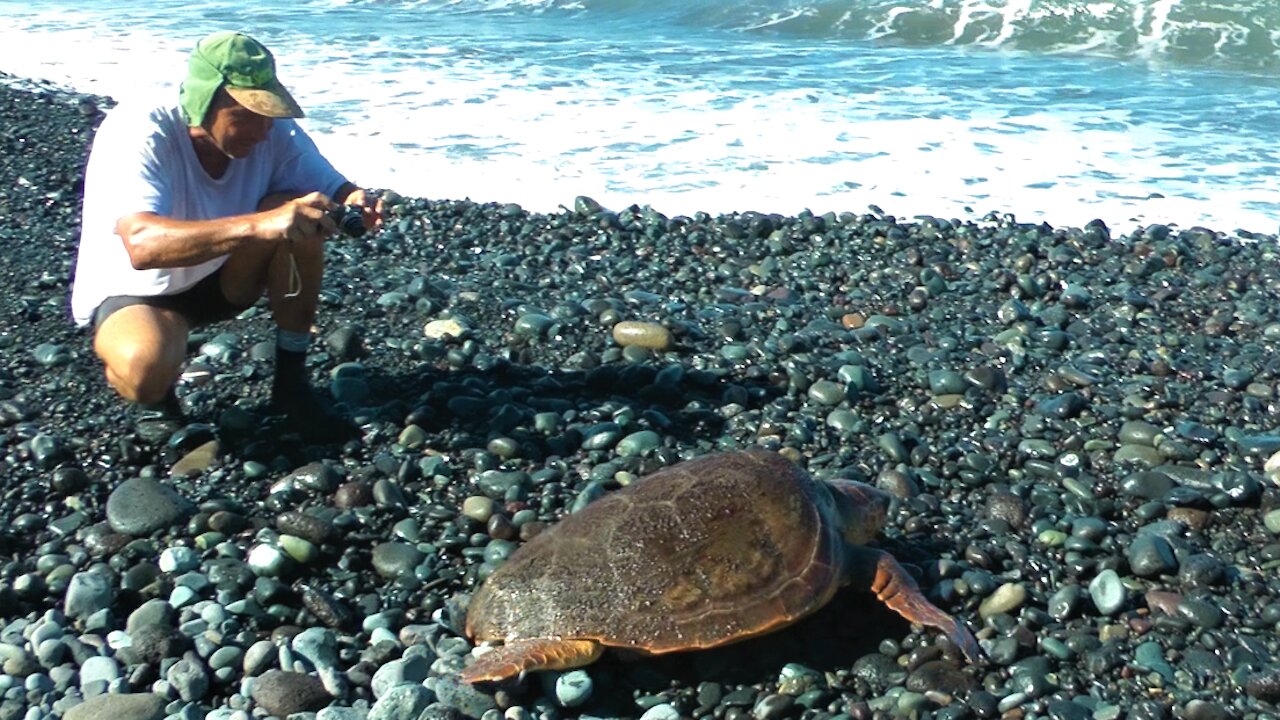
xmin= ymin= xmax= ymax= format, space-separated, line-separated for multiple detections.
xmin=284 ymin=240 xmax=302 ymax=299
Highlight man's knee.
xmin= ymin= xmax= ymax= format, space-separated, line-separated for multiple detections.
xmin=102 ymin=347 xmax=181 ymax=404
xmin=94 ymin=313 xmax=186 ymax=404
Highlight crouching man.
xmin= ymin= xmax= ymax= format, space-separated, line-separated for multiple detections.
xmin=69 ymin=31 xmax=383 ymax=443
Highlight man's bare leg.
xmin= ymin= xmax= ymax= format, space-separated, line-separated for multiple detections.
xmin=216 ymin=192 xmax=354 ymax=441
xmin=94 ymin=305 xmax=191 ymax=406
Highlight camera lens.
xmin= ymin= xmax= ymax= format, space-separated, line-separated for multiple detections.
xmin=330 ymin=205 xmax=366 ymax=238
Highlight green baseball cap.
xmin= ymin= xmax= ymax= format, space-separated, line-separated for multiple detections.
xmin=179 ymin=31 xmax=304 ymax=126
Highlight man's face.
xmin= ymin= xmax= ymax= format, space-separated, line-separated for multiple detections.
xmin=204 ymin=93 xmax=273 ymax=158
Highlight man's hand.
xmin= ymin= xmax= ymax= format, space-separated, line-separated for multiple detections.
xmin=257 ymin=191 xmax=338 ymax=242
xmin=340 ymin=187 xmax=385 ymax=235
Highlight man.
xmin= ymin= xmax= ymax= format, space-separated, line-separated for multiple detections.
xmin=70 ymin=31 xmax=383 ymax=443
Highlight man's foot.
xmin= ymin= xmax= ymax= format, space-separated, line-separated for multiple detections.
xmin=130 ymin=389 xmax=186 ymax=444
xmin=269 ymin=384 xmax=358 ymax=444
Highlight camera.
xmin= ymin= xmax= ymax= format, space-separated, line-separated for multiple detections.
xmin=328 ymin=204 xmax=366 ymax=238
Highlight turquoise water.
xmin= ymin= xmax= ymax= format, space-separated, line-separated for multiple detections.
xmin=2 ymin=0 xmax=1279 ymax=233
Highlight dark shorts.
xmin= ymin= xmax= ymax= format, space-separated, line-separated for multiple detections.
xmin=93 ymin=267 xmax=249 ymax=331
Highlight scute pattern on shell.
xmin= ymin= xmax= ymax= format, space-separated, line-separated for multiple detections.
xmin=465 ymin=449 xmax=847 ymax=653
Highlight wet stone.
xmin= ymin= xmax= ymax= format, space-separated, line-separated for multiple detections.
xmin=286 ymin=461 xmax=342 ymax=493
xmin=1127 ymin=534 xmax=1178 ymax=577
xmin=276 ymin=511 xmax=333 ymax=545
xmin=927 ymin=370 xmax=966 ymax=395
xmin=1047 ymin=700 xmax=1093 ymax=720
xmin=1089 ymin=570 xmax=1126 ymax=616
xmin=1182 ymin=700 xmax=1230 ymax=720
xmin=807 ymin=380 xmax=846 ymax=406
xmin=1264 ymin=508 xmax=1280 ymax=535
xmin=1178 ymin=598 xmax=1224 ymax=629
xmin=513 ymin=313 xmax=554 ymax=338
xmin=1114 ymin=445 xmax=1162 ymax=467
xmin=1245 ymin=667 xmax=1280 ymax=703
xmin=905 ymin=660 xmax=972 ymax=695
xmin=1118 ymin=421 xmax=1161 ymax=446
xmin=1133 ymin=642 xmax=1175 ymax=682
xmin=616 ymin=430 xmax=661 ymax=457
xmin=334 ymin=481 xmax=374 ymax=509
xmin=1121 ymin=471 xmax=1175 ymax=499
xmin=752 ymin=693 xmax=794 ymax=720
xmin=372 ymin=543 xmax=426 ymax=580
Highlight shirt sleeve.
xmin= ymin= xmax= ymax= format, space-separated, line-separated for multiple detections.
xmin=90 ymin=107 xmax=174 ymax=218
xmin=268 ymin=121 xmax=350 ymax=201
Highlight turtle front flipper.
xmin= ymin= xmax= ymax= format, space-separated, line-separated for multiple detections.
xmin=846 ymin=546 xmax=982 ymax=663
xmin=460 ymin=638 xmax=604 ymax=684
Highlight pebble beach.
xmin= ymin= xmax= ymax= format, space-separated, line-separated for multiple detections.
xmin=3 ymin=75 xmax=1280 ymax=720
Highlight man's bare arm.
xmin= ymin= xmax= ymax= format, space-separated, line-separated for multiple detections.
xmin=115 ymin=191 xmax=335 ymax=270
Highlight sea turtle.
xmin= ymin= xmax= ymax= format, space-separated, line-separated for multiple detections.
xmin=460 ymin=448 xmax=980 ymax=683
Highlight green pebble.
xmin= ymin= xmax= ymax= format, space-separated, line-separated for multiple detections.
xmin=194 ymin=532 xmax=226 ymax=551
xmin=927 ymin=370 xmax=967 ymax=394
xmin=1264 ymin=509 xmax=1280 ymax=535
xmin=242 ymin=461 xmax=269 ymax=479
xmin=621 ymin=345 xmax=652 ymax=363
xmin=979 ymin=582 xmax=1027 ymax=619
xmin=533 ymin=412 xmax=562 ymax=433
xmin=1017 ymin=439 xmax=1057 ymax=459
xmin=462 ymin=496 xmax=495 ymax=523
xmin=1117 ymin=420 xmax=1160 ymax=446
xmin=398 ymin=424 xmax=428 ymax=450
xmin=278 ymin=535 xmax=318 ymax=564
xmin=616 ymin=430 xmax=662 ymax=457
xmin=807 ymin=380 xmax=846 ymax=406
xmin=1040 ymin=637 xmax=1071 ymax=660
xmin=825 ymin=410 xmax=860 ymax=433
xmin=1037 ymin=529 xmax=1068 ymax=547
xmin=1113 ymin=444 xmax=1162 ymax=467
xmin=487 ymin=437 xmax=520 ymax=459
xmin=514 ymin=313 xmax=554 ymax=337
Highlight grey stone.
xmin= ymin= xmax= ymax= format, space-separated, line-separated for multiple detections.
xmin=64 ymin=572 xmax=114 ymax=621
xmin=371 ymin=543 xmax=425 ymax=581
xmin=431 ymin=674 xmax=497 ymax=719
xmin=371 ymin=655 xmax=430 ymax=699
xmin=166 ymin=653 xmax=210 ymax=701
xmin=368 ymin=684 xmax=434 ymax=720
xmin=63 ymin=693 xmax=166 ymax=720
xmin=291 ymin=627 xmax=339 ymax=671
xmin=78 ymin=656 xmax=121 ymax=689
xmin=251 ymin=670 xmax=331 ymax=716
xmin=106 ymin=478 xmax=195 ymax=536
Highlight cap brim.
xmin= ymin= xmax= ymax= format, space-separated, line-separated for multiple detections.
xmin=225 ymin=81 xmax=304 ymax=119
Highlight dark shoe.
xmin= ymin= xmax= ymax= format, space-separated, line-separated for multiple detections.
xmin=130 ymin=390 xmax=186 ymax=444
xmin=270 ymin=385 xmax=358 ymax=444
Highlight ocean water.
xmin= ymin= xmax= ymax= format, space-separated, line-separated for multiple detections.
xmin=2 ymin=0 xmax=1279 ymax=234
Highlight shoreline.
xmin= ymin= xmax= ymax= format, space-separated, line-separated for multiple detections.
xmin=2 ymin=77 xmax=1280 ymax=720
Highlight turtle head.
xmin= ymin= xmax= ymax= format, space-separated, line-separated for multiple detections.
xmin=828 ymin=480 xmax=891 ymax=545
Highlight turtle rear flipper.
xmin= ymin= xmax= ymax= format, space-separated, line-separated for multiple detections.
xmin=460 ymin=638 xmax=604 ymax=684
xmin=847 ymin=546 xmax=983 ymax=663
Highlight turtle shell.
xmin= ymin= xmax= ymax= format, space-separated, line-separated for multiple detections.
xmin=465 ymin=449 xmax=849 ymax=653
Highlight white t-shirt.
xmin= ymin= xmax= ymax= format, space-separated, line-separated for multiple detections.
xmin=69 ymin=97 xmax=348 ymax=327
